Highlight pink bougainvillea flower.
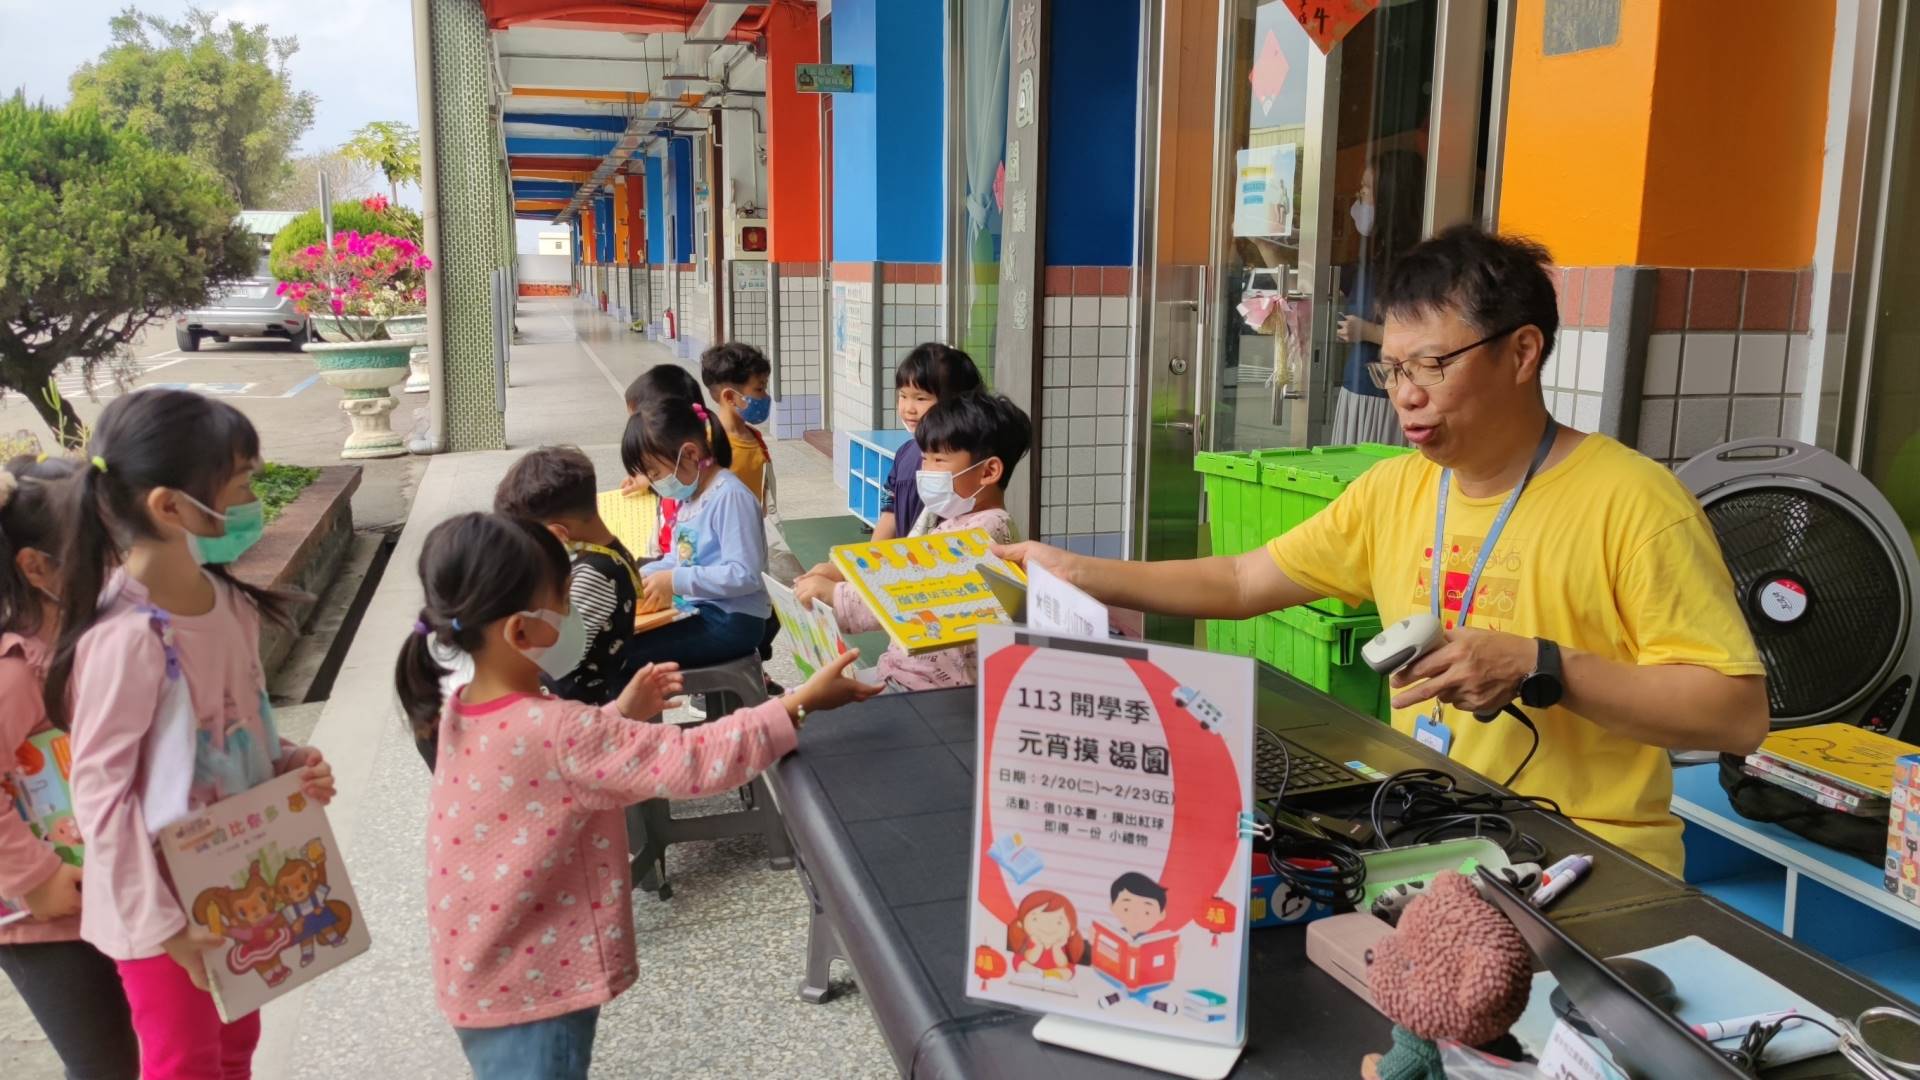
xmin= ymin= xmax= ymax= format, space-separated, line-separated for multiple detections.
xmin=329 ymin=297 xmax=345 ymax=315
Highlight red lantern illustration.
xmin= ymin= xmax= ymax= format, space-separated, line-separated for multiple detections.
xmin=974 ymin=944 xmax=1008 ymax=991
xmin=1200 ymin=895 xmax=1238 ymax=947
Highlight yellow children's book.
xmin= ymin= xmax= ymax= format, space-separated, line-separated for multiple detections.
xmin=597 ymin=489 xmax=661 ymax=559
xmin=1753 ymin=723 xmax=1920 ymax=798
xmin=829 ymin=528 xmax=1025 ymax=655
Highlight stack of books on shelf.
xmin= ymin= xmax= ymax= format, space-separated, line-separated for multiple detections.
xmin=1741 ymin=722 xmax=1919 ymax=818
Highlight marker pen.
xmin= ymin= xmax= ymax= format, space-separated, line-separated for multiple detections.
xmin=1537 ymin=853 xmax=1590 ymax=887
xmin=1691 ymin=1010 xmax=1801 ymax=1042
xmin=1529 ymin=855 xmax=1593 ymax=906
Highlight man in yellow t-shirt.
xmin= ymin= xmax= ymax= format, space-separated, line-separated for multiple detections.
xmin=1000 ymin=226 xmax=1767 ymax=876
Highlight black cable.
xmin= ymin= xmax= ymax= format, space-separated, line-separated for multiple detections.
xmin=1251 ymin=729 xmax=1367 ymax=908
xmin=1493 ymin=704 xmax=1541 ymax=789
xmin=1367 ymin=768 xmax=1560 ymax=864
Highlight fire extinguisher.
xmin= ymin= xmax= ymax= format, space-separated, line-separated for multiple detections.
xmin=664 ymin=309 xmax=677 ymax=339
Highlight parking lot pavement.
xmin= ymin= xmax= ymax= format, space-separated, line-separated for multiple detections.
xmin=0 ymin=337 xmax=426 ymax=530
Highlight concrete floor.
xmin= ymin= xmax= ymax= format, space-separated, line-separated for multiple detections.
xmin=1 ymin=300 xmax=892 ymax=1079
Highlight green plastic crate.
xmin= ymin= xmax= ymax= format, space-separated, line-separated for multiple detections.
xmin=1257 ymin=606 xmax=1391 ymax=722
xmin=1195 ymin=443 xmax=1412 ymax=617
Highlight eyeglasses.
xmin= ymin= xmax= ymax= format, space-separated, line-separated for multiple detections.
xmin=1364 ymin=325 xmax=1525 ymax=390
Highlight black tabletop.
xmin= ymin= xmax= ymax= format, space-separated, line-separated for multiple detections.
xmin=769 ymin=679 xmax=1911 ymax=1079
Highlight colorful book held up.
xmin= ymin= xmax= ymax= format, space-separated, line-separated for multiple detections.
xmin=765 ymin=573 xmax=856 ymax=679
xmin=828 ymin=528 xmax=1024 ymax=655
xmin=157 ymin=770 xmax=371 ymax=1021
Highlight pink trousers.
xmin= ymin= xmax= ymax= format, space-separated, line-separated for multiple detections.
xmin=116 ymin=954 xmax=261 ymax=1080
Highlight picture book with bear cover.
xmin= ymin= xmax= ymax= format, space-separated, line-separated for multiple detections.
xmin=157 ymin=769 xmax=371 ymax=1021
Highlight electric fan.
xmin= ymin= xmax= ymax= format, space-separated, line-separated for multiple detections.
xmin=1677 ymin=439 xmax=1920 ymax=740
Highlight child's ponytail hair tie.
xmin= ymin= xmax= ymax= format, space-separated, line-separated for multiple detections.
xmin=413 ymin=620 xmax=430 ymax=636
xmin=691 ymin=403 xmax=709 ymax=422
xmin=451 ymin=617 xmax=463 ymax=631
xmin=89 ymin=455 xmax=107 ymax=474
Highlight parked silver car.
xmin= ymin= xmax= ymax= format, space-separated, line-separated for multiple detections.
xmin=174 ymin=249 xmax=313 ymax=351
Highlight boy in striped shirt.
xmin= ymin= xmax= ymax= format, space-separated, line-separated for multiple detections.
xmin=495 ymin=447 xmax=645 ymax=705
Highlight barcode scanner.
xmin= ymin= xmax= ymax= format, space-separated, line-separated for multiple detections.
xmin=1361 ymin=613 xmax=1541 ymax=787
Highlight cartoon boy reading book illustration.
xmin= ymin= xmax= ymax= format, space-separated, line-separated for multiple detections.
xmin=1091 ymin=871 xmax=1180 ymax=1013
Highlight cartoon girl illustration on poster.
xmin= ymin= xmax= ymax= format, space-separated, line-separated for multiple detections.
xmin=1007 ymin=890 xmax=1086 ymax=989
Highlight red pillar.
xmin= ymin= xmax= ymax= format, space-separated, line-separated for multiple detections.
xmin=623 ymin=168 xmax=646 ymax=265
xmin=765 ymin=2 xmax=822 ymax=262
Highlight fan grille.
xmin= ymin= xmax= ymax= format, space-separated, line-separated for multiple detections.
xmin=1706 ymin=486 xmax=1905 ymax=720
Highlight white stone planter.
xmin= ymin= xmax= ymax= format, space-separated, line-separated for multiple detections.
xmin=301 ymin=339 xmax=414 ymax=459
xmin=385 ymin=314 xmax=431 ymax=395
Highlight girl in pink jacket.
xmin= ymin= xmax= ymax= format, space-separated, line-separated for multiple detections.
xmin=395 ymin=512 xmax=879 ymax=1079
xmin=42 ymin=390 xmax=337 ymax=1080
xmin=0 ymin=454 xmax=139 ymax=1078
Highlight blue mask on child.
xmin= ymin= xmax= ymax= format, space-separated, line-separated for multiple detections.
xmin=650 ymin=446 xmax=701 ymax=503
xmin=739 ymin=394 xmax=772 ymax=426
xmin=181 ymin=493 xmax=265 ymax=566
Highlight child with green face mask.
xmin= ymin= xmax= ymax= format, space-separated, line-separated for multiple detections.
xmin=41 ymin=389 xmax=338 ymax=1080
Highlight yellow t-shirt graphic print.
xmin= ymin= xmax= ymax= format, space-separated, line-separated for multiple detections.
xmin=1267 ymin=434 xmax=1765 ymax=875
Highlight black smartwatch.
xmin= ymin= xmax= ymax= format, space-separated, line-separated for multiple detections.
xmin=1519 ymin=638 xmax=1564 ymax=709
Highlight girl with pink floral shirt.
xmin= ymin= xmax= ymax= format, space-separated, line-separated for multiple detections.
xmin=395 ymin=512 xmax=879 ymax=1079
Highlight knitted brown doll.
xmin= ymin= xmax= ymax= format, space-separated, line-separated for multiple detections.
xmin=1361 ymin=870 xmax=1533 ymax=1080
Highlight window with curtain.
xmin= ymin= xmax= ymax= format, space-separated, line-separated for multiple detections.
xmin=956 ymin=0 xmax=1011 ymax=388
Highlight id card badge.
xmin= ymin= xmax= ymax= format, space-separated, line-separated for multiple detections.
xmin=1414 ymin=713 xmax=1454 ymax=755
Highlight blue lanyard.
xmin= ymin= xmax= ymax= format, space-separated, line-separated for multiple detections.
xmin=1430 ymin=420 xmax=1559 ymax=629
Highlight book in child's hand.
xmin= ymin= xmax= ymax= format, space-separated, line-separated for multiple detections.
xmin=8 ymin=729 xmax=82 ymax=867
xmin=828 ymin=528 xmax=1025 ymax=655
xmin=598 ymin=488 xmax=661 ymax=559
xmin=157 ymin=770 xmax=371 ymax=1021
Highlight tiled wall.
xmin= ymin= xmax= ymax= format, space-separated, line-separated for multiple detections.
xmin=879 ymin=264 xmax=944 ymax=429
xmin=676 ymin=265 xmax=709 ymax=355
xmin=774 ymin=263 xmax=824 ymax=439
xmin=730 ymin=262 xmax=770 ymax=355
xmin=1543 ymin=267 xmax=1615 ymax=435
xmin=648 ymin=267 xmax=668 ymax=337
xmin=829 ymin=265 xmax=877 ymax=484
xmin=1632 ymin=268 xmax=1813 ymax=467
xmin=630 ymin=265 xmax=651 ymax=327
xmin=1039 ymin=266 xmax=1134 ymax=557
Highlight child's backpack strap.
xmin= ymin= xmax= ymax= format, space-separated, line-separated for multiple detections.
xmin=136 ymin=604 xmax=198 ymax=835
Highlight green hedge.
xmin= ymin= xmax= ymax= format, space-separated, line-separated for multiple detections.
xmin=269 ymin=201 xmax=423 ymax=281
xmin=254 ymin=462 xmax=319 ymax=523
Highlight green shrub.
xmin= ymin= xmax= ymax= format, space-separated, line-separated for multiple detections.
xmin=269 ymin=201 xmax=422 ymax=281
xmin=253 ymin=462 xmax=320 ymax=523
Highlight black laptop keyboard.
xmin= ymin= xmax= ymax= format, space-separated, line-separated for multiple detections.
xmin=1255 ymin=736 xmax=1359 ymax=797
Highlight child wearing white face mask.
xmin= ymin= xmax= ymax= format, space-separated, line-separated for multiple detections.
xmin=796 ymin=393 xmax=1030 ymax=692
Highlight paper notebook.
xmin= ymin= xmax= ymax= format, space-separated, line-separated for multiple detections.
xmin=829 ymin=529 xmax=1024 ymax=655
xmin=597 ymin=489 xmax=661 ymax=559
xmin=1754 ymin=723 xmax=1920 ymax=798
xmin=1510 ymin=934 xmax=1840 ymax=1072
xmin=157 ymin=770 xmax=371 ymax=1021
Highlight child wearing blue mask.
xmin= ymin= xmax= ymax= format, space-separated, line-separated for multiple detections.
xmin=699 ymin=343 xmax=772 ymax=505
xmin=617 ymin=396 xmax=771 ymax=672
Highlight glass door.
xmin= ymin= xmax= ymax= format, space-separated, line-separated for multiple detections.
xmin=1207 ymin=0 xmax=1441 ymax=455
xmin=1138 ymin=0 xmax=1478 ymax=582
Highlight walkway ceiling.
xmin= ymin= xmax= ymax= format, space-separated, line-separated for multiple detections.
xmin=485 ymin=2 xmax=778 ymax=223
